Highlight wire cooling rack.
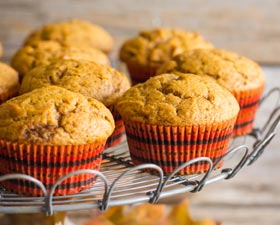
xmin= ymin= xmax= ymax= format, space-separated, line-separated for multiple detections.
xmin=0 ymin=88 xmax=279 ymax=215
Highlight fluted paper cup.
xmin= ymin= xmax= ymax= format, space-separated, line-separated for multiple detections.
xmin=0 ymin=140 xmax=106 ymax=196
xmin=233 ymin=84 xmax=264 ymax=136
xmin=105 ymin=105 xmax=125 ymax=148
xmin=126 ymin=64 xmax=158 ymax=85
xmin=123 ymin=118 xmax=236 ymax=175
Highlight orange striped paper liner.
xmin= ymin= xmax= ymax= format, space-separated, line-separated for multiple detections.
xmin=105 ymin=105 xmax=125 ymax=148
xmin=126 ymin=64 xmax=159 ymax=85
xmin=233 ymin=84 xmax=264 ymax=136
xmin=0 ymin=140 xmax=106 ymax=196
xmin=124 ymin=118 xmax=236 ymax=175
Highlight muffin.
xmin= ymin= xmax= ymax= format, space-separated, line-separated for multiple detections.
xmin=116 ymin=73 xmax=239 ymax=175
xmin=119 ymin=28 xmax=213 ymax=84
xmin=20 ymin=59 xmax=131 ymax=148
xmin=11 ymin=40 xmax=110 ymax=81
xmin=0 ymin=62 xmax=20 ymax=103
xmin=0 ymin=85 xmax=114 ymax=196
xmin=24 ymin=19 xmax=114 ymax=54
xmin=158 ymin=48 xmax=265 ymax=136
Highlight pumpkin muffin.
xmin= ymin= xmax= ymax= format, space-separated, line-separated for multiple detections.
xmin=0 ymin=62 xmax=20 ymax=103
xmin=24 ymin=19 xmax=114 ymax=54
xmin=119 ymin=28 xmax=213 ymax=84
xmin=11 ymin=40 xmax=110 ymax=81
xmin=0 ymin=85 xmax=114 ymax=196
xmin=158 ymin=48 xmax=265 ymax=136
xmin=20 ymin=59 xmax=131 ymax=148
xmin=116 ymin=73 xmax=239 ymax=175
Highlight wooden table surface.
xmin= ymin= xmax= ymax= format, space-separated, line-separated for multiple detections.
xmin=0 ymin=1 xmax=279 ymax=225
xmin=1 ymin=0 xmax=280 ymax=65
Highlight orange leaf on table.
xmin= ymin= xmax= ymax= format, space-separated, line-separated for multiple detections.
xmin=167 ymin=200 xmax=218 ymax=225
xmin=192 ymin=218 xmax=218 ymax=225
xmin=113 ymin=203 xmax=166 ymax=225
xmin=83 ymin=215 xmax=114 ymax=225
xmin=167 ymin=200 xmax=193 ymax=225
xmin=83 ymin=200 xmax=219 ymax=225
xmin=103 ymin=205 xmax=128 ymax=224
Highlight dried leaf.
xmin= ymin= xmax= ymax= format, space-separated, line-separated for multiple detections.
xmin=167 ymin=200 xmax=218 ymax=225
xmin=83 ymin=215 xmax=114 ymax=225
xmin=114 ymin=203 xmax=166 ymax=225
xmin=167 ymin=200 xmax=193 ymax=225
xmin=191 ymin=218 xmax=218 ymax=225
xmin=103 ymin=205 xmax=128 ymax=224
xmin=83 ymin=200 xmax=219 ymax=225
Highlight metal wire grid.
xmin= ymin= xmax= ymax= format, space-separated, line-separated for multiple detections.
xmin=0 ymin=88 xmax=279 ymax=215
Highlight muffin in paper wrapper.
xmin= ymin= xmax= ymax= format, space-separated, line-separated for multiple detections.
xmin=0 ymin=140 xmax=106 ymax=196
xmin=126 ymin=64 xmax=158 ymax=85
xmin=233 ymin=84 xmax=264 ymax=136
xmin=124 ymin=118 xmax=236 ymax=175
xmin=105 ymin=105 xmax=125 ymax=148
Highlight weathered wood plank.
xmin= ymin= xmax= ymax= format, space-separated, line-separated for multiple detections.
xmin=0 ymin=0 xmax=280 ymax=64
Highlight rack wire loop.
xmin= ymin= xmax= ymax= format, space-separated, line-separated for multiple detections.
xmin=46 ymin=170 xmax=108 ymax=215
xmin=247 ymin=132 xmax=276 ymax=166
xmin=101 ymin=164 xmax=164 ymax=210
xmin=152 ymin=157 xmax=213 ymax=196
xmin=259 ymin=87 xmax=280 ymax=106
xmin=0 ymin=174 xmax=47 ymax=197
xmin=216 ymin=145 xmax=249 ymax=179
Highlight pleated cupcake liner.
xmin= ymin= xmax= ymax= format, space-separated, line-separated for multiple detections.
xmin=123 ymin=118 xmax=236 ymax=175
xmin=0 ymin=87 xmax=19 ymax=104
xmin=0 ymin=140 xmax=106 ymax=196
xmin=126 ymin=64 xmax=158 ymax=85
xmin=105 ymin=105 xmax=125 ymax=148
xmin=233 ymin=84 xmax=264 ymax=136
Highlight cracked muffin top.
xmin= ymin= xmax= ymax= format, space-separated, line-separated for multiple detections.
xmin=116 ymin=73 xmax=239 ymax=126
xmin=158 ymin=48 xmax=265 ymax=92
xmin=0 ymin=86 xmax=115 ymax=145
xmin=0 ymin=62 xmax=19 ymax=95
xmin=11 ymin=40 xmax=110 ymax=79
xmin=119 ymin=28 xmax=213 ymax=67
xmin=20 ymin=59 xmax=131 ymax=107
xmin=24 ymin=19 xmax=114 ymax=54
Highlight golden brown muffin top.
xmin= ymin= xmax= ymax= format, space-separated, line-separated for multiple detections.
xmin=116 ymin=73 xmax=239 ymax=126
xmin=0 ymin=86 xmax=115 ymax=145
xmin=24 ymin=19 xmax=114 ymax=54
xmin=0 ymin=42 xmax=2 ymax=57
xmin=158 ymin=48 xmax=265 ymax=92
xmin=11 ymin=40 xmax=110 ymax=79
xmin=0 ymin=62 xmax=19 ymax=94
xmin=119 ymin=28 xmax=213 ymax=67
xmin=20 ymin=59 xmax=131 ymax=106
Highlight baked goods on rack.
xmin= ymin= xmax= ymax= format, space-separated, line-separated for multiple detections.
xmin=11 ymin=40 xmax=110 ymax=80
xmin=0 ymin=85 xmax=114 ymax=196
xmin=24 ymin=19 xmax=114 ymax=54
xmin=20 ymin=59 xmax=131 ymax=148
xmin=158 ymin=48 xmax=265 ymax=136
xmin=0 ymin=62 xmax=19 ymax=103
xmin=119 ymin=28 xmax=213 ymax=84
xmin=116 ymin=73 xmax=239 ymax=174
